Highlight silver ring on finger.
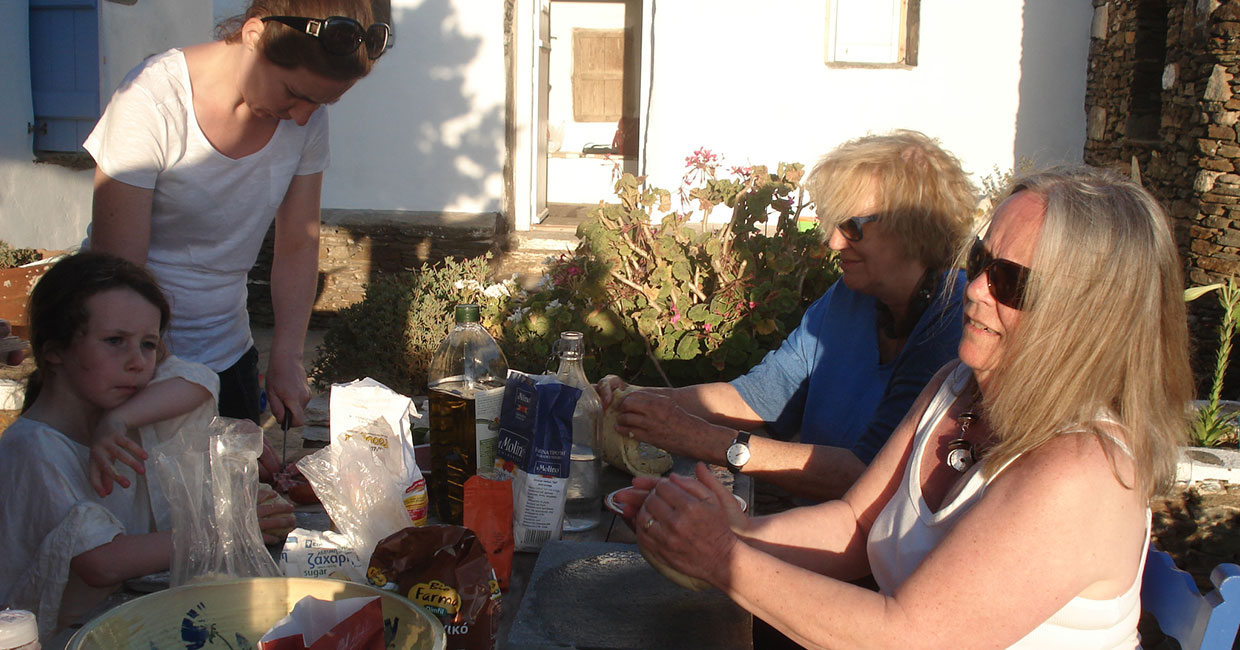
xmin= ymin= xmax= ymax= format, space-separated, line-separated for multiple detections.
xmin=643 ymin=516 xmax=656 ymax=531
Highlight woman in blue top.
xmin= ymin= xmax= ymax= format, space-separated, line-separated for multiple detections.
xmin=599 ymin=130 xmax=976 ymax=501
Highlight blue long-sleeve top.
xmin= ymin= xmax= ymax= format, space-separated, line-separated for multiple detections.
xmin=729 ymin=270 xmax=965 ymax=464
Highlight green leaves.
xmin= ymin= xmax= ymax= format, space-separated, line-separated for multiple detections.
xmin=1189 ymin=276 xmax=1240 ymax=446
xmin=499 ymin=160 xmax=839 ymax=386
xmin=675 ymin=333 xmax=701 ymax=360
xmin=686 ymin=303 xmax=713 ymax=322
xmin=313 ymin=156 xmax=840 ymax=394
xmin=1185 ymin=283 xmax=1224 ymax=302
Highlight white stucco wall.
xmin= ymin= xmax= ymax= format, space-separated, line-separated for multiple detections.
xmin=2 ymin=0 xmax=505 ymax=249
xmin=0 ymin=1 xmax=210 ymax=250
xmin=319 ymin=0 xmax=508 ymax=213
xmin=0 ymin=2 xmax=90 ymax=249
xmin=2 ymin=0 xmax=1092 ymax=245
xmin=637 ymin=0 xmax=1092 ymax=210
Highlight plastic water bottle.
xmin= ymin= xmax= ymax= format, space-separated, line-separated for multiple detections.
xmin=554 ymin=331 xmax=603 ymax=531
xmin=427 ymin=304 xmax=509 ymax=524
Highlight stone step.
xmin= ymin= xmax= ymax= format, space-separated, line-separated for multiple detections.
xmin=496 ymin=226 xmax=582 ymax=284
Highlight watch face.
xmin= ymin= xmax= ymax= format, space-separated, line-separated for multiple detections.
xmin=727 ymin=443 xmax=750 ymax=468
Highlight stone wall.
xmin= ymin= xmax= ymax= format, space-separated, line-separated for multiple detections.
xmin=246 ymin=209 xmax=508 ymax=328
xmin=1086 ymin=0 xmax=1240 ymax=384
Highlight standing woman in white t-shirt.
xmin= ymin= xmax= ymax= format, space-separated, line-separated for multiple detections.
xmin=84 ymin=0 xmax=388 ymax=479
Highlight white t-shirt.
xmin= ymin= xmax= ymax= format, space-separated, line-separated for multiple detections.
xmin=866 ymin=363 xmax=1146 ymax=650
xmin=0 ymin=355 xmax=217 ymax=640
xmin=83 ymin=48 xmax=331 ymax=371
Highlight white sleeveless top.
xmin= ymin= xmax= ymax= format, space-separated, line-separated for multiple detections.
xmin=866 ymin=363 xmax=1147 ymax=650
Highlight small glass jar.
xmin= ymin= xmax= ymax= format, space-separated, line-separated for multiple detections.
xmin=0 ymin=609 xmax=39 ymax=650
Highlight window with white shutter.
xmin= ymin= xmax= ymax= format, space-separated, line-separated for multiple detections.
xmin=826 ymin=0 xmax=919 ymax=67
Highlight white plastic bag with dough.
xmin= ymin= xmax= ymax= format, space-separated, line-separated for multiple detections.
xmin=328 ymin=378 xmax=428 ymax=524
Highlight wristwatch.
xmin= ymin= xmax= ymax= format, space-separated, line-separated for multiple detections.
xmin=725 ymin=430 xmax=752 ymax=473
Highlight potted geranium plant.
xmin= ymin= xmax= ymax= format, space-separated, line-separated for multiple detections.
xmin=0 ymin=240 xmax=54 ymax=339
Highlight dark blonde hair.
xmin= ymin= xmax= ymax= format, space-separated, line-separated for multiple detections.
xmin=980 ymin=166 xmax=1191 ymax=498
xmin=218 ymin=0 xmax=378 ymax=81
xmin=804 ymin=130 xmax=977 ymax=270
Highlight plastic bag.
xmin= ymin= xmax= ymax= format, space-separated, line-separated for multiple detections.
xmin=151 ymin=416 xmax=281 ymax=586
xmin=329 ymin=379 xmax=428 ymax=525
xmin=464 ymin=473 xmax=514 ymax=590
xmin=367 ymin=525 xmax=501 ymax=650
xmin=297 ymin=439 xmax=414 ymax=576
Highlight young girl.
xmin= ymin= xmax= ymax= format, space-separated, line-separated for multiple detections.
xmin=0 ymin=252 xmax=292 ymax=640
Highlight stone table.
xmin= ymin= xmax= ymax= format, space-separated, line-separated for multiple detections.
xmin=500 ymin=461 xmax=753 ymax=650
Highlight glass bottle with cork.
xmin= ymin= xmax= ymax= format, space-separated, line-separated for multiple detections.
xmin=427 ymin=304 xmax=509 ymax=524
xmin=554 ymin=330 xmax=603 ymax=531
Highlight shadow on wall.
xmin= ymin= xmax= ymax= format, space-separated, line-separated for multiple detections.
xmin=209 ymin=4 xmax=518 ymax=328
xmin=245 ymin=0 xmax=511 ymax=329
xmin=325 ymin=0 xmax=506 ymax=214
xmin=1013 ymin=0 xmax=1092 ymax=167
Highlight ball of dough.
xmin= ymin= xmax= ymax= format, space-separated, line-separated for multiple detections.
xmin=599 ymin=386 xmax=674 ymax=477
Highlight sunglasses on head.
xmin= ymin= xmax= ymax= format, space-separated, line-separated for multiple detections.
xmin=966 ymin=237 xmax=1031 ymax=310
xmin=262 ymin=16 xmax=391 ymax=59
xmin=837 ymin=214 xmax=879 ymax=242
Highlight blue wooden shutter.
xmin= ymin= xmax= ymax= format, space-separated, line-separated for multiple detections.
xmin=29 ymin=0 xmax=99 ymax=153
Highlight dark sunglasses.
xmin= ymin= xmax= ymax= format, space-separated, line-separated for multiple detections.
xmin=262 ymin=16 xmax=391 ymax=59
xmin=966 ymin=237 xmax=1031 ymax=310
xmin=837 ymin=214 xmax=879 ymax=242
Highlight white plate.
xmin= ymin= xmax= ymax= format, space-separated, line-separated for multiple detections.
xmin=604 ymin=486 xmax=747 ymax=515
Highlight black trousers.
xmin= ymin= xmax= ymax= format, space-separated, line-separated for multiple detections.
xmin=216 ymin=346 xmax=262 ymax=425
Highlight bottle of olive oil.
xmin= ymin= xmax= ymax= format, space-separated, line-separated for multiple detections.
xmin=427 ymin=304 xmax=509 ymax=524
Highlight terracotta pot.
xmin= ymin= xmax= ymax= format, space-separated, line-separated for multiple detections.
xmin=0 ymin=259 xmax=56 ymax=338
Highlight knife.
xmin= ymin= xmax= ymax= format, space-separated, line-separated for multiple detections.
xmin=281 ymin=411 xmax=291 ymax=467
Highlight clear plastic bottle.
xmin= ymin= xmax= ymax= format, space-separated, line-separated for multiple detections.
xmin=427 ymin=304 xmax=509 ymax=525
xmin=554 ymin=331 xmax=603 ymax=531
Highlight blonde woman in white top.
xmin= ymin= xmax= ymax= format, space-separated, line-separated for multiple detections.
xmin=614 ymin=167 xmax=1191 ymax=649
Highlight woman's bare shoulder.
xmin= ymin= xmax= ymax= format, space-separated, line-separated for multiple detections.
xmin=988 ymin=428 xmax=1144 ymax=523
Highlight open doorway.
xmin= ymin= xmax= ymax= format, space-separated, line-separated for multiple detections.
xmin=544 ymin=0 xmax=641 ymax=213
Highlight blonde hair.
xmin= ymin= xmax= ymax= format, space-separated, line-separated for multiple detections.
xmin=980 ymin=166 xmax=1191 ymax=498
xmin=217 ymin=0 xmax=378 ymax=81
xmin=803 ymin=130 xmax=977 ymax=270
